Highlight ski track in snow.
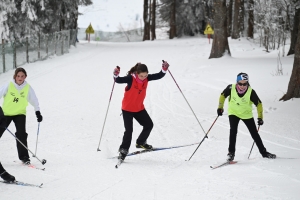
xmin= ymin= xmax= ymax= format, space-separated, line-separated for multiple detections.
xmin=213 ymin=117 xmax=300 ymax=152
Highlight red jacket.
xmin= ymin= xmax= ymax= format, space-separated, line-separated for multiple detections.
xmin=122 ymin=76 xmax=148 ymax=112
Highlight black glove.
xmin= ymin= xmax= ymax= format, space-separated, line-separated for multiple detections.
xmin=257 ymin=118 xmax=263 ymax=126
xmin=217 ymin=108 xmax=224 ymax=116
xmin=36 ymin=111 xmax=43 ymax=122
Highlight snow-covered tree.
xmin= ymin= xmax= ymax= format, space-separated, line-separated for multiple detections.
xmin=0 ymin=0 xmax=16 ymax=39
xmin=6 ymin=0 xmax=43 ymax=39
xmin=4 ymin=0 xmax=92 ymax=40
xmin=231 ymin=0 xmax=244 ymax=39
xmin=253 ymin=0 xmax=294 ymax=52
xmin=36 ymin=0 xmax=91 ymax=33
xmin=159 ymin=0 xmax=205 ymax=37
xmin=176 ymin=0 xmax=205 ymax=36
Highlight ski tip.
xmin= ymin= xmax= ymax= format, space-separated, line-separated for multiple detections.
xmin=115 ymin=165 xmax=118 ymax=169
xmin=39 ymin=183 xmax=43 ymax=188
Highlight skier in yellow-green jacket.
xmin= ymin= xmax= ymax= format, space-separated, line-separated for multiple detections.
xmin=0 ymin=68 xmax=43 ymax=165
xmin=217 ymin=72 xmax=276 ymax=161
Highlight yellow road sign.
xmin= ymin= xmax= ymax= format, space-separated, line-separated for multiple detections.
xmin=85 ymin=23 xmax=95 ymax=34
xmin=204 ymin=24 xmax=214 ymax=35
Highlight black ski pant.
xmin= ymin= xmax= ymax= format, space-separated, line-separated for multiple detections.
xmin=120 ymin=109 xmax=153 ymax=151
xmin=0 ymin=115 xmax=30 ymax=161
xmin=228 ymin=115 xmax=266 ymax=154
xmin=0 ymin=162 xmax=5 ymax=174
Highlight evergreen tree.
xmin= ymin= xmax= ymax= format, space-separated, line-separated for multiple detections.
xmin=4 ymin=0 xmax=92 ymax=40
xmin=0 ymin=0 xmax=16 ymax=39
xmin=159 ymin=0 xmax=205 ymax=37
xmin=6 ymin=0 xmax=41 ymax=40
xmin=176 ymin=0 xmax=205 ymax=36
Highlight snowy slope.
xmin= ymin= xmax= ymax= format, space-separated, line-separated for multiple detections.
xmin=0 ymin=36 xmax=299 ymax=199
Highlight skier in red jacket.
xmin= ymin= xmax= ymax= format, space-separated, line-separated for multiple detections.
xmin=113 ymin=61 xmax=170 ymax=161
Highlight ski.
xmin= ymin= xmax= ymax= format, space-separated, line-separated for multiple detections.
xmin=0 ymin=180 xmax=43 ymax=188
xmin=14 ymin=161 xmax=45 ymax=171
xmin=24 ymin=163 xmax=45 ymax=171
xmin=115 ymin=159 xmax=123 ymax=169
xmin=210 ymin=161 xmax=237 ymax=169
xmin=110 ymin=142 xmax=199 ymax=159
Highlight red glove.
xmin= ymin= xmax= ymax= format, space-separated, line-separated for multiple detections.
xmin=162 ymin=60 xmax=169 ymax=71
xmin=113 ymin=66 xmax=120 ymax=77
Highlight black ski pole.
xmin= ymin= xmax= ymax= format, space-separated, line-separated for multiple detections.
xmin=248 ymin=125 xmax=260 ymax=159
xmin=97 ymin=66 xmax=119 ymax=151
xmin=187 ymin=116 xmax=219 ymax=161
xmin=6 ymin=128 xmax=46 ymax=165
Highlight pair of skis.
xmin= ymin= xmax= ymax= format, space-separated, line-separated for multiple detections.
xmin=113 ymin=143 xmax=199 ymax=168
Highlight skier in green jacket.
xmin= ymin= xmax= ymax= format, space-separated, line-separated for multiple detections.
xmin=217 ymin=72 xmax=276 ymax=161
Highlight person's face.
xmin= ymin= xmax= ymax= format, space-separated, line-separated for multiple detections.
xmin=237 ymin=80 xmax=248 ymax=89
xmin=137 ymin=72 xmax=148 ymax=81
xmin=15 ymin=72 xmax=27 ymax=85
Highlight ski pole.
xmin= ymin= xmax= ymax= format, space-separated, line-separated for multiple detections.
xmin=248 ymin=125 xmax=260 ymax=159
xmin=187 ymin=116 xmax=219 ymax=161
xmin=97 ymin=69 xmax=119 ymax=151
xmin=164 ymin=60 xmax=206 ymax=135
xmin=6 ymin=128 xmax=46 ymax=165
xmin=33 ymin=122 xmax=40 ymax=157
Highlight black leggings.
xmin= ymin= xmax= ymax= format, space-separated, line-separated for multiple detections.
xmin=228 ymin=115 xmax=266 ymax=154
xmin=0 ymin=162 xmax=5 ymax=174
xmin=120 ymin=109 xmax=153 ymax=150
xmin=0 ymin=115 xmax=30 ymax=160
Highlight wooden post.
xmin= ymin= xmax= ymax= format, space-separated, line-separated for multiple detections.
xmin=46 ymin=34 xmax=48 ymax=58
xmin=2 ymin=39 xmax=5 ymax=72
xmin=55 ymin=32 xmax=57 ymax=55
xmin=61 ymin=32 xmax=64 ymax=55
xmin=26 ymin=37 xmax=29 ymax=63
xmin=38 ymin=32 xmax=40 ymax=60
xmin=13 ymin=41 xmax=16 ymax=68
xmin=68 ymin=30 xmax=70 ymax=49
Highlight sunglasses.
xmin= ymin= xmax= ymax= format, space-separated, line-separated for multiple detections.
xmin=237 ymin=82 xmax=248 ymax=86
